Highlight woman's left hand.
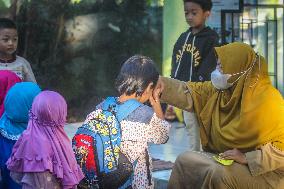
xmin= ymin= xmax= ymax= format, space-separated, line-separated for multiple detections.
xmin=220 ymin=148 xmax=248 ymax=165
xmin=153 ymin=76 xmax=164 ymax=102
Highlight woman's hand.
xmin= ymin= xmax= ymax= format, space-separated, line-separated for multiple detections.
xmin=153 ymin=76 xmax=164 ymax=102
xmin=220 ymin=148 xmax=248 ymax=165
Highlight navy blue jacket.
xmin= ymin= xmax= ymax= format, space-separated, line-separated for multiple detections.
xmin=171 ymin=27 xmax=219 ymax=82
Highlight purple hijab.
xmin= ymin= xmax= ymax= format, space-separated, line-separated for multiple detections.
xmin=0 ymin=70 xmax=21 ymax=117
xmin=6 ymin=91 xmax=84 ymax=188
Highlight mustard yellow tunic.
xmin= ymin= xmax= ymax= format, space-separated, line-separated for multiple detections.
xmin=160 ymin=42 xmax=284 ymax=189
xmin=161 ymin=77 xmax=284 ymax=189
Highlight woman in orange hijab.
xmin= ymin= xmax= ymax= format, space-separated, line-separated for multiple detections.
xmin=156 ymin=42 xmax=284 ymax=189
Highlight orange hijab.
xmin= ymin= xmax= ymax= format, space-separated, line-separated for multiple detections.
xmin=187 ymin=42 xmax=284 ymax=153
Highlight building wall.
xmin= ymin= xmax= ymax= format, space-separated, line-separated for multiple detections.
xmin=163 ymin=0 xmax=187 ymax=77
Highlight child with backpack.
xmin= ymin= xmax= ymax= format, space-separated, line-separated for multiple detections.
xmin=73 ymin=55 xmax=171 ymax=189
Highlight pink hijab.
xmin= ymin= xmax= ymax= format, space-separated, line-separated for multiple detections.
xmin=0 ymin=70 xmax=21 ymax=117
xmin=7 ymin=91 xmax=84 ymax=188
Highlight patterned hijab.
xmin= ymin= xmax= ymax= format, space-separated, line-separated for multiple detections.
xmin=188 ymin=42 xmax=284 ymax=153
xmin=0 ymin=82 xmax=41 ymax=140
xmin=0 ymin=70 xmax=22 ymax=117
xmin=7 ymin=91 xmax=84 ymax=188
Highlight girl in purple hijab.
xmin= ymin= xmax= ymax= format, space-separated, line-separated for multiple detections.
xmin=6 ymin=91 xmax=84 ymax=189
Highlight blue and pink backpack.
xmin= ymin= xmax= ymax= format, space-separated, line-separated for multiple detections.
xmin=72 ymin=97 xmax=142 ymax=189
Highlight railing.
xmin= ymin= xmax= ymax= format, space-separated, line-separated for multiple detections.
xmin=220 ymin=3 xmax=284 ymax=95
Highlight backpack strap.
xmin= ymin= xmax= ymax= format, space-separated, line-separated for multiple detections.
xmin=102 ymin=97 xmax=142 ymax=121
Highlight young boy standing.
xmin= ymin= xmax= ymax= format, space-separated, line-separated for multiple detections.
xmin=171 ymin=0 xmax=218 ymax=151
xmin=0 ymin=18 xmax=36 ymax=82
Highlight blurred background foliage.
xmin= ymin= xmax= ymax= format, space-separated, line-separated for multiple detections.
xmin=0 ymin=0 xmax=163 ymax=121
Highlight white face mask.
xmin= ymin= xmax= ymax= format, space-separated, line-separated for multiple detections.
xmin=211 ymin=54 xmax=260 ymax=90
xmin=211 ymin=69 xmax=232 ymax=90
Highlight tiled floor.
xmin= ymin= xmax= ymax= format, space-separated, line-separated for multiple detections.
xmin=65 ymin=121 xmax=189 ymax=189
xmin=149 ymin=122 xmax=189 ymax=162
xmin=150 ymin=122 xmax=189 ymax=188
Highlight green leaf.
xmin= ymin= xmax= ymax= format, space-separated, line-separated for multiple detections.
xmin=71 ymin=0 xmax=82 ymax=4
xmin=0 ymin=0 xmax=11 ymax=8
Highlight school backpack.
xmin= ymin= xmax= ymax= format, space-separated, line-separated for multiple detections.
xmin=72 ymin=97 xmax=142 ymax=189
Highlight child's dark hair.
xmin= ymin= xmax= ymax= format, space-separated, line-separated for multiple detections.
xmin=115 ymin=55 xmax=159 ymax=96
xmin=184 ymin=0 xmax=212 ymax=11
xmin=0 ymin=18 xmax=17 ymax=30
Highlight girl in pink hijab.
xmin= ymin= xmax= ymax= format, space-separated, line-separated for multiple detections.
xmin=6 ymin=91 xmax=84 ymax=189
xmin=0 ymin=70 xmax=21 ymax=117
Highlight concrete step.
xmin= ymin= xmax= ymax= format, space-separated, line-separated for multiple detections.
xmin=153 ymin=170 xmax=171 ymax=189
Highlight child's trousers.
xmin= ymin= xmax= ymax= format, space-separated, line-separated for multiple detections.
xmin=183 ymin=111 xmax=200 ymax=151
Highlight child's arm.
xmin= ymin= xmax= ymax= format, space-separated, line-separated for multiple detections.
xmin=23 ymin=59 xmax=37 ymax=83
xmin=147 ymin=113 xmax=171 ymax=144
xmin=147 ymin=92 xmax=171 ymax=144
xmin=171 ymin=42 xmax=179 ymax=78
xmin=149 ymin=91 xmax=164 ymax=120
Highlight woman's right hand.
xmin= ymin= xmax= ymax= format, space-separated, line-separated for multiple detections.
xmin=220 ymin=148 xmax=248 ymax=165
